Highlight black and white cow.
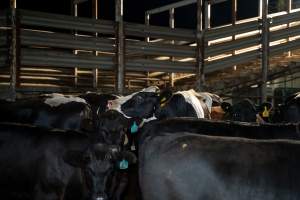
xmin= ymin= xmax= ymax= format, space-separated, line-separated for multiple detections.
xmin=156 ymin=89 xmax=222 ymax=120
xmin=0 ymin=93 xmax=92 ymax=131
xmin=97 ymin=86 xmax=160 ymax=200
xmin=100 ymin=86 xmax=160 ymax=147
xmin=139 ymin=132 xmax=300 ymax=200
xmin=0 ymin=122 xmax=136 ymax=200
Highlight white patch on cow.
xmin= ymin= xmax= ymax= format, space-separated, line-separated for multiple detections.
xmin=197 ymin=92 xmax=213 ymax=112
xmin=108 ymin=86 xmax=159 ymax=118
xmin=131 ymin=145 xmax=136 ymax=151
xmin=111 ymin=148 xmax=119 ymax=153
xmin=176 ymin=90 xmax=205 ymax=118
xmin=123 ymin=134 xmax=129 ymax=145
xmin=44 ymin=93 xmax=87 ymax=107
xmin=296 ymin=93 xmax=300 ymax=99
xmin=182 ymin=143 xmax=188 ymax=149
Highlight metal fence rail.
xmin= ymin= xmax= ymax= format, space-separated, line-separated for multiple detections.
xmin=1 ymin=7 xmax=300 ymax=94
xmin=126 ymin=40 xmax=196 ymax=57
xmin=124 ymin=22 xmax=196 ymax=41
xmin=21 ymin=30 xmax=116 ymax=52
xmin=21 ymin=49 xmax=115 ymax=70
xmin=19 ymin=10 xmax=115 ymax=35
xmin=0 ymin=11 xmax=7 ymax=27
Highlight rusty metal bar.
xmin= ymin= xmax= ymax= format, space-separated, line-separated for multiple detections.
xmin=169 ymin=8 xmax=175 ymax=87
xmin=92 ymin=0 xmax=98 ymax=89
xmin=260 ymin=0 xmax=269 ymax=103
xmin=115 ymin=0 xmax=125 ymax=94
xmin=196 ymin=0 xmax=205 ymax=91
xmin=9 ymin=0 xmax=17 ymax=100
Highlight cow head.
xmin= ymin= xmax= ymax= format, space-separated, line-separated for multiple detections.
xmin=107 ymin=86 xmax=160 ymax=119
xmin=97 ymin=110 xmax=142 ymax=147
xmin=64 ymin=144 xmax=136 ymax=200
xmin=221 ymin=99 xmax=257 ymax=122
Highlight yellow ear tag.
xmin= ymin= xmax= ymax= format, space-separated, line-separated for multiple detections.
xmin=160 ymin=97 xmax=167 ymax=107
xmin=262 ymin=106 xmax=269 ymax=118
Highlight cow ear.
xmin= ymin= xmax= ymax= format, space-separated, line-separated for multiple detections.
xmin=159 ymin=89 xmax=173 ymax=105
xmin=63 ymin=150 xmax=91 ymax=168
xmin=221 ymin=102 xmax=232 ymax=113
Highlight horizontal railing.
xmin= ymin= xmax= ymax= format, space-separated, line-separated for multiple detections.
xmin=19 ymin=10 xmax=115 ymax=34
xmin=21 ymin=49 xmax=115 ymax=70
xmin=0 ymin=8 xmax=300 ymax=92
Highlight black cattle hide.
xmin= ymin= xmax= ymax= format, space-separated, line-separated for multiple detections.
xmin=139 ymin=132 xmax=300 ymax=200
xmin=0 ymin=95 xmax=92 ymax=132
xmin=0 ymin=122 xmax=123 ymax=200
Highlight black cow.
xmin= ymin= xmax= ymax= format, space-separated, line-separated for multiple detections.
xmin=156 ymin=89 xmax=220 ymax=120
xmin=272 ymin=92 xmax=300 ymax=123
xmin=221 ymin=99 xmax=272 ymax=123
xmin=139 ymin=132 xmax=300 ymax=200
xmin=79 ymin=92 xmax=118 ymax=128
xmin=0 ymin=93 xmax=92 ymax=131
xmin=0 ymin=122 xmax=136 ymax=200
xmin=139 ymin=118 xmax=300 ymax=141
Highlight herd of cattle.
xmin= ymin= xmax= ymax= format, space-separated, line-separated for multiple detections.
xmin=0 ymin=86 xmax=299 ymax=200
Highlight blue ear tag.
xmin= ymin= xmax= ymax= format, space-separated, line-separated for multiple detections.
xmin=130 ymin=121 xmax=139 ymax=134
xmin=119 ymin=159 xmax=129 ymax=170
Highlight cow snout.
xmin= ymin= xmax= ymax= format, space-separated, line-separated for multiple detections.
xmin=96 ymin=194 xmax=108 ymax=200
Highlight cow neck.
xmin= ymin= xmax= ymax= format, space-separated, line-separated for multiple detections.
xmin=176 ymin=90 xmax=204 ymax=118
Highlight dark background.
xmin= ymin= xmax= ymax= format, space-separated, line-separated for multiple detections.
xmin=0 ymin=0 xmax=298 ymax=28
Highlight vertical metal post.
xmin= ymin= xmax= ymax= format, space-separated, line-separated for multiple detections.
xmin=169 ymin=8 xmax=175 ymax=87
xmin=196 ymin=0 xmax=205 ymax=91
xmin=204 ymin=1 xmax=210 ymax=29
xmin=145 ymin=13 xmax=150 ymax=86
xmin=287 ymin=0 xmax=292 ymax=57
xmin=92 ymin=0 xmax=98 ymax=88
xmin=9 ymin=0 xmax=17 ymax=100
xmin=261 ymin=0 xmax=269 ymax=103
xmin=232 ymin=0 xmax=237 ymax=70
xmin=73 ymin=3 xmax=78 ymax=87
xmin=115 ymin=0 xmax=125 ymax=94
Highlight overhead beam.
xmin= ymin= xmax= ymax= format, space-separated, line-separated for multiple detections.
xmin=146 ymin=0 xmax=227 ymax=15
